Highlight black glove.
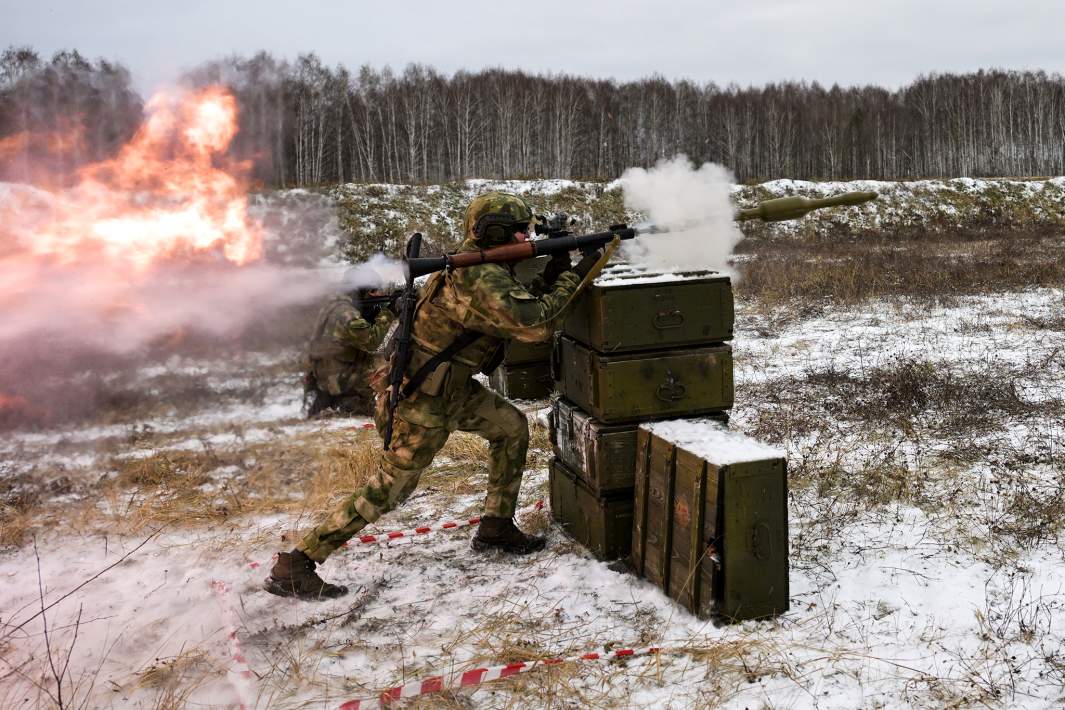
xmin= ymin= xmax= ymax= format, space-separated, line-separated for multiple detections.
xmin=571 ymin=249 xmax=603 ymax=279
xmin=540 ymin=252 xmax=572 ymax=286
xmin=387 ymin=290 xmax=403 ymax=312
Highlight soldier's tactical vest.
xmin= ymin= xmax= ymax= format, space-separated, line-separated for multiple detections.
xmin=406 ymin=270 xmax=505 ymax=396
xmin=307 ymin=296 xmax=372 ymax=366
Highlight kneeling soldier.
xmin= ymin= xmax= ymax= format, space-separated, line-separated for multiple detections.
xmin=267 ymin=192 xmax=604 ymax=599
xmin=303 ymin=285 xmax=395 ymax=418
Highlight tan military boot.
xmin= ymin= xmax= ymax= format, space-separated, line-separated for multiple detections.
xmin=263 ymin=549 xmax=348 ymax=600
xmin=472 ymin=517 xmax=546 ymax=555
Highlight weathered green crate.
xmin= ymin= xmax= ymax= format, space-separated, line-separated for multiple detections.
xmin=564 ymin=266 xmax=733 ymax=354
xmin=504 ymin=339 xmax=553 ymax=366
xmin=488 ymin=361 xmax=553 ymax=400
xmin=549 ymin=457 xmax=634 ymax=561
xmin=631 ymin=420 xmax=789 ymax=622
xmin=556 ymin=336 xmax=734 ymax=424
xmin=550 ymin=397 xmax=639 ymax=494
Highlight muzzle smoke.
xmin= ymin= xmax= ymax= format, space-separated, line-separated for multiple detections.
xmin=339 ymin=253 xmax=406 ymax=292
xmin=620 ymin=155 xmax=743 ymax=274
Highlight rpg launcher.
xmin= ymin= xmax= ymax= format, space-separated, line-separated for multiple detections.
xmin=382 ymin=189 xmax=877 ymax=449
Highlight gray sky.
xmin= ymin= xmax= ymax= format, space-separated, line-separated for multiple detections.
xmin=3 ymin=0 xmax=1064 ymax=92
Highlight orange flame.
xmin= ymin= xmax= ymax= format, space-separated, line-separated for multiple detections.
xmin=0 ymin=393 xmax=45 ymax=422
xmin=1 ymin=86 xmax=262 ymax=277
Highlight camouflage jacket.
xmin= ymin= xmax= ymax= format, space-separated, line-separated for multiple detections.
xmin=308 ymin=294 xmax=394 ymax=365
xmin=407 ymin=239 xmax=581 ymax=387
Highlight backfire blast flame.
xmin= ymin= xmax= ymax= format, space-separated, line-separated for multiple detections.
xmin=0 ymin=86 xmax=332 ymax=425
xmin=1 ymin=86 xmax=261 ymax=277
xmin=0 ymin=86 xmax=330 ymax=351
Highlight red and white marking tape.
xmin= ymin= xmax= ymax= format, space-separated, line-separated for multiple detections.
xmin=338 ymin=645 xmax=662 ymax=709
xmin=342 ymin=499 xmax=545 ymax=547
xmin=246 ymin=499 xmax=545 ymax=569
xmin=210 ymin=580 xmax=257 ymax=709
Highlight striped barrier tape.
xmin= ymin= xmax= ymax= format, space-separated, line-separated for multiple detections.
xmin=246 ymin=499 xmax=545 ymax=569
xmin=342 ymin=499 xmax=545 ymax=547
xmin=338 ymin=645 xmax=662 ymax=709
xmin=210 ymin=580 xmax=257 ymax=709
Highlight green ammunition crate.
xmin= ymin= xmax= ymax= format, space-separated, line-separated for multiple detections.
xmin=556 ymin=336 xmax=734 ymax=424
xmin=504 ymin=339 xmax=553 ymax=366
xmin=550 ymin=397 xmax=638 ymax=494
xmin=549 ymin=456 xmax=634 ymax=560
xmin=631 ymin=420 xmax=789 ymax=622
xmin=488 ymin=361 xmax=554 ymax=400
xmin=563 ymin=267 xmax=733 ymax=353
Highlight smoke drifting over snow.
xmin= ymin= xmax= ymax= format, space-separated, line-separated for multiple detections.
xmin=0 ymin=184 xmax=390 ymax=428
xmin=0 ymin=258 xmax=331 ymax=352
xmin=338 ymin=252 xmax=405 ymax=291
xmin=620 ymin=155 xmax=743 ymax=274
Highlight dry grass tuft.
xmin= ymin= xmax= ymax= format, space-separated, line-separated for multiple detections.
xmin=135 ymin=649 xmax=212 ymax=690
xmin=0 ymin=504 xmax=37 ymax=547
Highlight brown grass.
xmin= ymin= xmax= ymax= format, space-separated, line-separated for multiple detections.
xmin=8 ymin=416 xmax=557 ymax=546
xmin=734 ymin=228 xmax=1065 ymax=310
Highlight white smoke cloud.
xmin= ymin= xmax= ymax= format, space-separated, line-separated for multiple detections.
xmin=620 ymin=155 xmax=743 ymax=275
xmin=338 ymin=253 xmax=406 ymax=292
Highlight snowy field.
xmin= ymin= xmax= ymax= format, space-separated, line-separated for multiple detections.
xmin=2 ymin=179 xmax=1064 ymax=708
xmin=2 ymin=286 xmax=1063 ymax=709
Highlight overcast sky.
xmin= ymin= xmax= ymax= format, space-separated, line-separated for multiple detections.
xmin=3 ymin=0 xmax=1064 ymax=93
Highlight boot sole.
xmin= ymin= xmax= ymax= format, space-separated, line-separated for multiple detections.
xmin=471 ymin=539 xmax=547 ymax=555
xmin=263 ymin=576 xmax=347 ymax=600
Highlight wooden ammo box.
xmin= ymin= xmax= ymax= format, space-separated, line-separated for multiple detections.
xmin=549 ymin=456 xmax=634 ymax=560
xmin=556 ymin=336 xmax=734 ymax=424
xmin=631 ymin=419 xmax=789 ymax=622
xmin=488 ymin=361 xmax=553 ymax=400
xmin=564 ymin=265 xmax=734 ymax=353
xmin=504 ymin=338 xmax=552 ymax=366
xmin=550 ymin=397 xmax=639 ymax=493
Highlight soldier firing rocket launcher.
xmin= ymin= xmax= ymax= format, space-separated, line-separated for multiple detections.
xmin=402 ymin=190 xmax=878 ymax=280
xmin=383 ymin=190 xmax=877 ymax=447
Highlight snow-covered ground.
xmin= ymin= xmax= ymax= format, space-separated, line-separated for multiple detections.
xmin=2 ymin=283 xmax=1063 ymax=708
xmin=3 ymin=176 xmax=1064 ymax=708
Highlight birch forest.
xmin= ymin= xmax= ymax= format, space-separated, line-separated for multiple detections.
xmin=4 ymin=46 xmax=1065 ymax=186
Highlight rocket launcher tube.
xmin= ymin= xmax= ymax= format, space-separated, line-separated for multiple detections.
xmin=735 ymin=190 xmax=878 ymax=222
xmin=405 ymin=226 xmax=640 ymax=279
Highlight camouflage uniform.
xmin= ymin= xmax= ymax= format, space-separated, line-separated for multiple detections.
xmin=305 ymin=295 xmax=394 ymax=416
xmin=298 ymin=194 xmax=585 ymax=562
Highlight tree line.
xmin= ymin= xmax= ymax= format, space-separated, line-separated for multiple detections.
xmin=4 ymin=46 xmax=1065 ymax=187
xmin=0 ymin=47 xmax=142 ymax=184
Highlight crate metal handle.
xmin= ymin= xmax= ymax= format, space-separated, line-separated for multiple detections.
xmin=655 ymin=371 xmax=687 ymax=402
xmin=749 ymin=522 xmax=773 ymax=560
xmin=653 ymin=309 xmax=685 ymax=330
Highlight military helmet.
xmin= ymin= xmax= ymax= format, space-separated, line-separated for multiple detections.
xmin=463 ymin=192 xmax=534 ymax=248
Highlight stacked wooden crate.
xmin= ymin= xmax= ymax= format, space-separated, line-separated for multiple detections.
xmin=632 ymin=419 xmax=789 ymax=621
xmin=548 ymin=264 xmax=789 ymax=622
xmin=549 ymin=264 xmax=735 ymax=560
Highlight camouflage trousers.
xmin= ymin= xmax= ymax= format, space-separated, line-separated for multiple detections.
xmin=298 ymin=376 xmax=530 ymax=562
